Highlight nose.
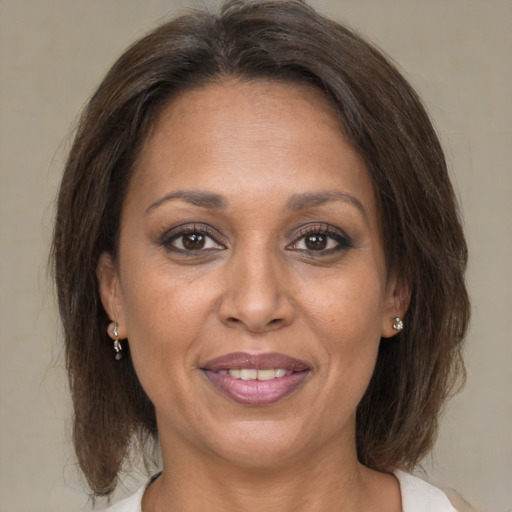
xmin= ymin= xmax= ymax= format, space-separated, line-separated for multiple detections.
xmin=218 ymin=246 xmax=295 ymax=333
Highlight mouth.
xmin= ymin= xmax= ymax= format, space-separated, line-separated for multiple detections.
xmin=201 ymin=352 xmax=311 ymax=406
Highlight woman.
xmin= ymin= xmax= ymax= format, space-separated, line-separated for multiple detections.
xmin=52 ymin=1 xmax=470 ymax=510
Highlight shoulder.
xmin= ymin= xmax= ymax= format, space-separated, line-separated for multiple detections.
xmin=96 ymin=472 xmax=475 ymax=512
xmin=394 ymin=470 xmax=473 ymax=512
xmin=97 ymin=484 xmax=145 ymax=512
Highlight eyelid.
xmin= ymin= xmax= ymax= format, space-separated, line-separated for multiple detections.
xmin=287 ymin=223 xmax=353 ymax=252
xmin=159 ymin=223 xmax=227 ymax=251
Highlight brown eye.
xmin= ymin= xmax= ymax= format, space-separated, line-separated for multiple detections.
xmin=287 ymin=225 xmax=353 ymax=255
xmin=182 ymin=233 xmax=205 ymax=250
xmin=305 ymin=234 xmax=327 ymax=250
xmin=161 ymin=226 xmax=226 ymax=253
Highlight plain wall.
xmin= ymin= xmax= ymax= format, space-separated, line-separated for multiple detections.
xmin=1 ymin=1 xmax=510 ymax=511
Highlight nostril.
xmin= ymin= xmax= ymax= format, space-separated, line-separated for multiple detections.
xmin=225 ymin=315 xmax=284 ymax=331
xmin=219 ymin=292 xmax=295 ymax=332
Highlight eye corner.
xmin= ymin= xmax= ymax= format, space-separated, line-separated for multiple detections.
xmin=159 ymin=222 xmax=227 ymax=254
xmin=287 ymin=222 xmax=353 ymax=255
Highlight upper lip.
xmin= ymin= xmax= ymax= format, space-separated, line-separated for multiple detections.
xmin=202 ymin=352 xmax=310 ymax=372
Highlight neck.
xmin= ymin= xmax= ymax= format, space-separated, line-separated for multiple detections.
xmin=143 ymin=426 xmax=400 ymax=512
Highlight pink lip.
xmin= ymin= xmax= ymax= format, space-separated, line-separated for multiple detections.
xmin=202 ymin=352 xmax=310 ymax=406
xmin=202 ymin=352 xmax=310 ymax=372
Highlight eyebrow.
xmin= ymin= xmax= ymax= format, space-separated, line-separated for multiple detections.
xmin=286 ymin=191 xmax=367 ymax=219
xmin=146 ymin=188 xmax=367 ymax=219
xmin=146 ymin=189 xmax=227 ymax=213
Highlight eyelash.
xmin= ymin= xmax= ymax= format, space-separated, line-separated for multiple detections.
xmin=159 ymin=224 xmax=226 ymax=254
xmin=286 ymin=224 xmax=353 ymax=255
xmin=158 ymin=223 xmax=352 ymax=256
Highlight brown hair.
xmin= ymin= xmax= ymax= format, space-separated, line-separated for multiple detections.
xmin=52 ymin=0 xmax=469 ymax=496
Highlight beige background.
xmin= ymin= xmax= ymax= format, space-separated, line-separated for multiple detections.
xmin=1 ymin=1 xmax=511 ymax=511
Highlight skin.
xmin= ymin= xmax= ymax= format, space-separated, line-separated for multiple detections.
xmin=98 ymin=80 xmax=409 ymax=511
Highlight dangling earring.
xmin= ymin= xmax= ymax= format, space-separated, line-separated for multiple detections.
xmin=393 ymin=317 xmax=404 ymax=332
xmin=109 ymin=321 xmax=123 ymax=360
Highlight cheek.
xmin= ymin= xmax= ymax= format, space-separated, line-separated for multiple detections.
xmin=119 ymin=280 xmax=216 ymax=434
xmin=118 ymin=261 xmax=218 ymax=384
xmin=302 ymin=265 xmax=385 ymax=387
xmin=305 ymin=265 xmax=385 ymax=341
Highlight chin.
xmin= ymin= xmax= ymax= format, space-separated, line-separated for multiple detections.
xmin=199 ymin=419 xmax=325 ymax=470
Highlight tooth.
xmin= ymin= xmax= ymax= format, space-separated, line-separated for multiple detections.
xmin=285 ymin=370 xmax=293 ymax=376
xmin=218 ymin=369 xmax=228 ymax=375
xmin=257 ymin=369 xmax=276 ymax=381
xmin=275 ymin=368 xmax=287 ymax=378
xmin=240 ymin=369 xmax=258 ymax=380
xmin=229 ymin=369 xmax=241 ymax=379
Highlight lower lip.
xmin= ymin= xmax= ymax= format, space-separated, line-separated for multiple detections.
xmin=203 ymin=370 xmax=310 ymax=405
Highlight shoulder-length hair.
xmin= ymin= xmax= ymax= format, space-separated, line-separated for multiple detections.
xmin=52 ymin=0 xmax=469 ymax=496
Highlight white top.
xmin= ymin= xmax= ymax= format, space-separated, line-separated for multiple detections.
xmin=394 ymin=471 xmax=457 ymax=512
xmin=103 ymin=471 xmax=457 ymax=512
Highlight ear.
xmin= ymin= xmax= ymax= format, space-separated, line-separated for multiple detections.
xmin=380 ymin=272 xmax=411 ymax=339
xmin=96 ymin=252 xmax=127 ymax=339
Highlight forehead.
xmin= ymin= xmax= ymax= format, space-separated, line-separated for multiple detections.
xmin=128 ymin=79 xmax=377 ymax=222
xmin=137 ymin=80 xmax=345 ymax=167
xmin=157 ymin=79 xmax=342 ymax=133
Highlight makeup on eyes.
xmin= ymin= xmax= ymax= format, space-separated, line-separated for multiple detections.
xmin=287 ymin=223 xmax=353 ymax=254
xmin=157 ymin=221 xmax=354 ymax=260
xmin=158 ymin=223 xmax=227 ymax=253
xmin=146 ymin=188 xmax=365 ymax=261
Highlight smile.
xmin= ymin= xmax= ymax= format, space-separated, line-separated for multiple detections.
xmin=217 ymin=368 xmax=292 ymax=380
xmin=202 ymin=352 xmax=311 ymax=405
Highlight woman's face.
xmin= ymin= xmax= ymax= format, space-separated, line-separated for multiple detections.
xmin=99 ymin=80 xmax=405 ymax=469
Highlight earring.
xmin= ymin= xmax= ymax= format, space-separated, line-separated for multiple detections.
xmin=393 ymin=317 xmax=404 ymax=332
xmin=109 ymin=321 xmax=123 ymax=360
